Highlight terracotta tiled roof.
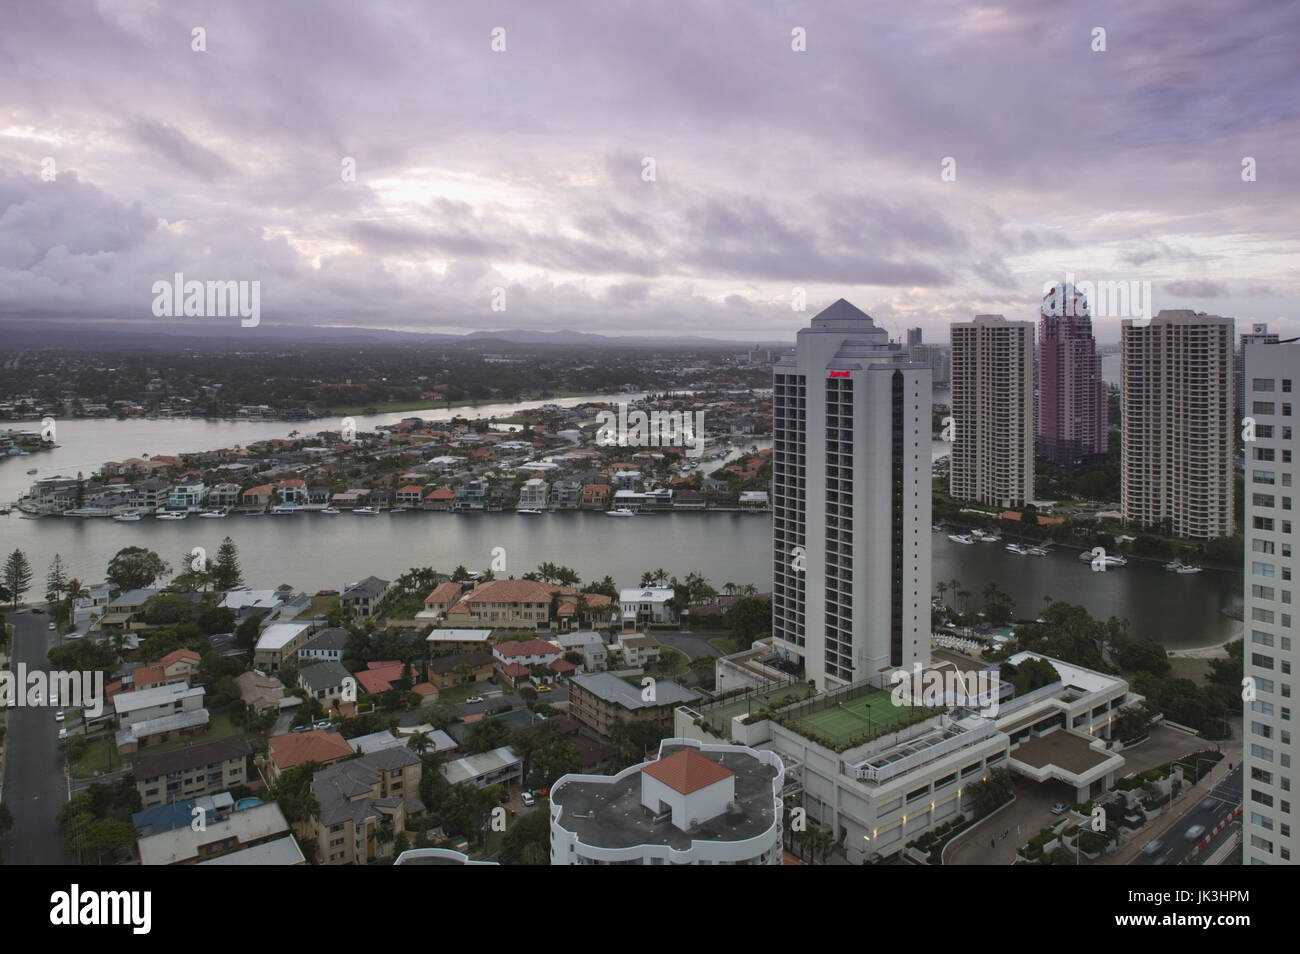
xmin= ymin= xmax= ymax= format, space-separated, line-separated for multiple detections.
xmin=500 ymin=662 xmax=531 ymax=678
xmin=268 ymin=729 xmax=354 ymax=772
xmin=641 ymin=748 xmax=735 ymax=795
xmin=494 ymin=639 xmax=561 ymax=658
xmin=425 ymin=488 xmax=456 ymax=500
xmin=423 ymin=582 xmax=463 ymax=605
xmin=462 ymin=579 xmax=555 ymax=605
xmin=160 ymin=649 xmax=200 ymax=668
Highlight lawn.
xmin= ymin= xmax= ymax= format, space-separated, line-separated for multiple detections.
xmin=708 ymin=636 xmax=746 ymax=656
xmin=435 ymin=682 xmax=484 ymax=705
xmin=1166 ymin=657 xmax=1213 ymax=684
xmin=296 ymin=595 xmax=340 ymax=620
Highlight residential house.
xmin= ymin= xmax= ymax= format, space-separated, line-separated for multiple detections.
xmin=113 ymin=683 xmax=209 ymax=753
xmin=579 ymin=483 xmax=612 ymax=509
xmin=454 ymin=477 xmax=488 ymax=511
xmin=297 ymin=627 xmax=349 ymax=663
xmin=267 ymin=729 xmax=355 ymax=781
xmin=551 ymin=477 xmax=583 ymax=509
xmin=423 ymin=627 xmax=492 ymax=655
xmin=277 ymin=478 xmax=307 ymax=503
xmin=553 ymin=632 xmax=609 ymax=672
xmin=207 ymin=482 xmax=243 ymax=508
xmin=420 ymin=582 xmax=464 ymax=620
xmin=310 ymin=747 xmax=424 ymax=865
xmin=439 ymin=746 xmax=523 ymax=789
xmin=342 ymin=576 xmax=390 ymax=618
xmin=396 ymin=484 xmax=426 ymax=506
xmin=298 ymin=661 xmax=353 ymax=709
xmin=614 ymin=635 xmax=662 ymax=667
xmin=253 ymin=622 xmax=314 ymax=672
xmin=442 ymin=578 xmax=555 ymax=630
xmin=168 ymin=479 xmax=207 ymax=509
xmin=517 ymin=478 xmax=549 ymax=509
xmin=241 ymin=484 xmax=274 ymax=508
xmin=427 ymin=652 xmax=494 ymax=690
xmin=620 ymin=587 xmax=677 ymax=626
xmin=133 ymin=737 xmax=252 ymax=809
xmin=422 ymin=487 xmax=456 ymax=511
xmin=235 ymin=670 xmax=287 ymax=714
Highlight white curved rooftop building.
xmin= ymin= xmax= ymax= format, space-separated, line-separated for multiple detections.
xmin=549 ymin=738 xmax=784 ymax=865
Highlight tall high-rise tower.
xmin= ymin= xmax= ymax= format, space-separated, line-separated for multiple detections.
xmin=1237 ymin=322 xmax=1280 ymax=423
xmin=950 ymin=315 xmax=1036 ymax=509
xmin=1241 ymin=340 xmax=1298 ymax=865
xmin=771 ymin=299 xmax=932 ymax=690
xmin=1121 ymin=310 xmax=1235 ymax=539
xmin=1038 ymin=283 xmax=1107 ymax=465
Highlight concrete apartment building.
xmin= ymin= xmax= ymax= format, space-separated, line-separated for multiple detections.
xmin=949 ymin=315 xmax=1036 ymax=509
xmin=1242 ymin=341 xmax=1298 ymax=865
xmin=113 ymin=683 xmax=209 ymax=753
xmin=550 ymin=739 xmax=785 ymax=865
xmin=138 ymin=802 xmax=293 ymax=865
xmin=311 ymin=747 xmax=424 ymax=865
xmin=1121 ymin=311 xmax=1235 ymax=539
xmin=133 ymin=737 xmax=253 ymax=809
xmin=1236 ymin=322 xmax=1279 ymax=426
xmin=1038 ymin=283 xmax=1107 ymax=465
xmin=253 ymin=621 xmax=314 ymax=672
xmin=772 ymin=299 xmax=932 ymax=691
xmin=567 ymin=671 xmax=700 ymax=736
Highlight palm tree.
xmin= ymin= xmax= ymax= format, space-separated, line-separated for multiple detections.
xmin=407 ymin=731 xmax=430 ymax=757
xmin=957 ymin=589 xmax=971 ymax=613
xmin=723 ymin=582 xmax=737 ymax=597
xmin=936 ymin=580 xmax=948 ymax=605
xmin=739 ymin=583 xmax=758 ymax=596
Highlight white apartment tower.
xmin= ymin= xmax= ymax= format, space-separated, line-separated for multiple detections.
xmin=771 ymin=299 xmax=932 ymax=691
xmin=1120 ymin=311 xmax=1235 ymax=539
xmin=950 ymin=315 xmax=1036 ymax=509
xmin=1242 ymin=340 xmax=1298 ymax=865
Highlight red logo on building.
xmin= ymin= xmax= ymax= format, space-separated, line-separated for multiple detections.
xmin=828 ymin=370 xmax=850 ymax=378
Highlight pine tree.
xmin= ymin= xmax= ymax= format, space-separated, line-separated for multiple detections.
xmin=46 ymin=553 xmax=68 ymax=603
xmin=3 ymin=549 xmax=33 ymax=609
xmin=211 ymin=536 xmax=243 ymax=591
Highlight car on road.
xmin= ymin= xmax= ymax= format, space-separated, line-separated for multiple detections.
xmin=521 ymin=792 xmax=535 ymax=807
xmin=535 ymin=685 xmax=553 ymax=693
xmin=465 ymin=696 xmax=484 ymax=704
xmin=1199 ymin=797 xmax=1219 ymax=812
xmin=48 ymin=621 xmax=56 ymax=630
xmin=1184 ymin=824 xmax=1206 ymax=841
xmin=314 ymin=720 xmax=331 ymax=730
xmin=55 ymin=710 xmax=65 ymax=722
xmin=1050 ymin=802 xmax=1068 ymax=815
xmin=31 ymin=607 xmax=43 ymax=614
xmin=291 ymin=725 xmax=312 ymax=733
xmin=58 ymin=728 xmax=67 ymax=741
xmin=1142 ymin=839 xmax=1164 ymax=857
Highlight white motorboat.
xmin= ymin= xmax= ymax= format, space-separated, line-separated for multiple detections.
xmin=1080 ymin=550 xmax=1125 ymax=566
xmin=605 ymin=508 xmax=637 ymax=517
xmin=155 ymin=511 xmax=188 ymax=521
xmin=1177 ymin=564 xmax=1204 ymax=574
xmin=198 ymin=509 xmax=227 ymax=518
xmin=353 ymin=507 xmax=379 ymax=515
xmin=1005 ymin=543 xmax=1030 ymax=555
xmin=517 ymin=508 xmax=544 ymax=515
xmin=320 ymin=507 xmax=340 ymax=514
xmin=390 ymin=507 xmax=407 ymax=513
xmin=1166 ymin=560 xmax=1203 ymax=574
xmin=1027 ymin=545 xmax=1049 ymax=556
xmin=971 ymin=530 xmax=1001 ymax=543
xmin=112 ymin=511 xmax=142 ymax=522
xmin=947 ymin=533 xmax=974 ymax=544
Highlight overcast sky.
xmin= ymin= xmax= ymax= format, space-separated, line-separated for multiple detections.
xmin=2 ymin=0 xmax=1297 ymax=343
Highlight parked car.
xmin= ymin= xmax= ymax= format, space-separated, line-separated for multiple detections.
xmin=55 ymin=710 xmax=65 ymax=722
xmin=1142 ymin=839 xmax=1164 ymax=856
xmin=521 ymin=792 xmax=536 ymax=808
xmin=31 ymin=607 xmax=43 ymax=614
xmin=1050 ymin=802 xmax=1068 ymax=815
xmin=58 ymin=728 xmax=67 ymax=741
xmin=314 ymin=720 xmax=331 ymax=730
xmin=292 ymin=725 xmax=312 ymax=733
xmin=48 ymin=621 xmax=56 ymax=631
xmin=465 ymin=696 xmax=484 ymax=704
xmin=1183 ymin=824 xmax=1206 ymax=841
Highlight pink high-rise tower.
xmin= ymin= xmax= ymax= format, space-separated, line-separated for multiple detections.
xmin=1037 ymin=282 xmax=1107 ymax=464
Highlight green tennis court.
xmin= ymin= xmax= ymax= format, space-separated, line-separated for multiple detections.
xmin=792 ymin=689 xmax=920 ymax=745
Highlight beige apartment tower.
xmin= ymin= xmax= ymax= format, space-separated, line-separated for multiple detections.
xmin=949 ymin=315 xmax=1036 ymax=509
xmin=1121 ymin=311 xmax=1235 ymax=539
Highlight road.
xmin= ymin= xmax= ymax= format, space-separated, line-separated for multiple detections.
xmin=1 ymin=609 xmax=72 ymax=864
xmin=1130 ymin=766 xmax=1243 ymax=866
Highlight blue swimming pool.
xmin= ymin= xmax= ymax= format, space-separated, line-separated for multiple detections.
xmin=235 ymin=797 xmax=262 ymax=811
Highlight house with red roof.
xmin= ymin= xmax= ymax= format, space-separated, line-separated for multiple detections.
xmin=267 ymin=729 xmax=355 ymax=781
xmin=421 ymin=487 xmax=456 ymax=511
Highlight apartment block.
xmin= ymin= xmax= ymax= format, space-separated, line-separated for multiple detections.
xmin=133 ymin=737 xmax=253 ymax=809
xmin=772 ymin=299 xmax=932 ymax=691
xmin=950 ymin=315 xmax=1036 ymax=508
xmin=1121 ymin=310 xmax=1235 ymax=538
xmin=1242 ymin=341 xmax=1298 ymax=865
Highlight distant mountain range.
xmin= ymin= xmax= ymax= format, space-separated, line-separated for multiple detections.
xmin=0 ymin=319 xmax=788 ymax=352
